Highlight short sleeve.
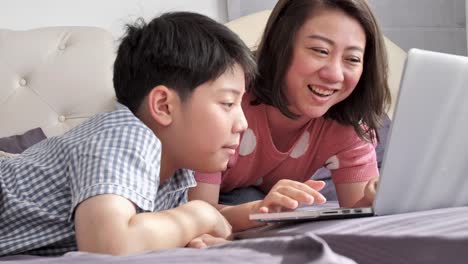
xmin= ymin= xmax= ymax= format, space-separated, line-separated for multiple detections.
xmin=194 ymin=171 xmax=222 ymax=185
xmin=194 ymin=148 xmax=239 ymax=185
xmin=325 ymin=126 xmax=379 ymax=184
xmin=68 ymin=125 xmax=161 ymax=218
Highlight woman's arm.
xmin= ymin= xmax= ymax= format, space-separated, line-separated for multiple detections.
xmin=189 ymin=182 xmax=261 ymax=232
xmin=335 ymin=177 xmax=379 ymax=207
xmin=74 ymin=194 xmax=231 ymax=255
xmin=188 ymin=182 xmax=222 ymax=208
xmin=189 ymin=180 xmax=327 ymax=232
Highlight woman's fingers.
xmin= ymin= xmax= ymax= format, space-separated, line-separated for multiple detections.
xmin=263 ymin=186 xmax=326 ymax=210
xmin=277 ymin=181 xmax=327 ymax=204
xmin=364 ymin=177 xmax=379 ymax=203
xmin=255 ymin=180 xmax=328 ymax=215
xmin=304 ymin=180 xmax=326 ymax=191
xmin=264 ymin=191 xmax=299 ymax=210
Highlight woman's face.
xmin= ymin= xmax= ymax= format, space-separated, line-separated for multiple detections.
xmin=284 ymin=7 xmax=366 ymax=118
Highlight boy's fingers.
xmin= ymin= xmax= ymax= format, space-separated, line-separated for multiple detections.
xmin=187 ymin=238 xmax=207 ymax=249
xmin=202 ymin=235 xmax=230 ymax=247
xmin=187 ymin=234 xmax=230 ymax=248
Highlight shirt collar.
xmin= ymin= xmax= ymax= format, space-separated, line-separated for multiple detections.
xmin=159 ymin=168 xmax=197 ymax=194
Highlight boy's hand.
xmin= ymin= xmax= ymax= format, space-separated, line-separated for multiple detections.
xmin=208 ymin=209 xmax=232 ymax=239
xmin=252 ymin=179 xmax=327 ymax=214
xmin=191 ymin=200 xmax=232 ymax=239
xmin=186 ymin=234 xmax=230 ymax=249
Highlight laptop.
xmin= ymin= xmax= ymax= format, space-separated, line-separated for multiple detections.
xmin=250 ymin=48 xmax=468 ymax=223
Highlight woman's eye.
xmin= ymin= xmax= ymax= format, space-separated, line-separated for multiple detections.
xmin=311 ymin=48 xmax=328 ymax=55
xmin=347 ymin=56 xmax=362 ymax=64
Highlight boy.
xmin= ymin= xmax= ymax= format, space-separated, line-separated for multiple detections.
xmin=0 ymin=12 xmax=256 ymax=256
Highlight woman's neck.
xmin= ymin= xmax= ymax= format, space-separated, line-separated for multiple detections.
xmin=265 ymin=105 xmax=312 ymax=152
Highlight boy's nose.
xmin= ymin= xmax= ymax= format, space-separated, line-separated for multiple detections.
xmin=319 ymin=59 xmax=345 ymax=83
xmin=233 ymin=108 xmax=248 ymax=133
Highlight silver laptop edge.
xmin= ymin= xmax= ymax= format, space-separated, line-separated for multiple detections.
xmin=374 ymin=48 xmax=468 ymax=215
xmin=250 ymin=207 xmax=373 ymax=222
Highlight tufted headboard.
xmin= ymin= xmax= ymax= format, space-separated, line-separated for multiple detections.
xmin=0 ymin=27 xmax=116 ymax=138
xmin=0 ymin=12 xmax=407 ymax=140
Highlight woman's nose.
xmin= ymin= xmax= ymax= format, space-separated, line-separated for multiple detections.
xmin=319 ymin=59 xmax=345 ymax=83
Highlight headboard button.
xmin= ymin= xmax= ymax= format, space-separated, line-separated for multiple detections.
xmin=19 ymin=78 xmax=27 ymax=86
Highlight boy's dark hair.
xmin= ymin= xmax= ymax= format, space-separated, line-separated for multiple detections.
xmin=113 ymin=12 xmax=256 ymax=114
xmin=253 ymin=0 xmax=391 ymax=142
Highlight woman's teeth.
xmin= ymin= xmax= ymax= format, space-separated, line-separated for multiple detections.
xmin=307 ymin=85 xmax=334 ymax=97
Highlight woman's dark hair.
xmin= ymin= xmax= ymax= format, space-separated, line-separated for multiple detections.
xmin=113 ymin=11 xmax=257 ymax=114
xmin=253 ymin=0 xmax=390 ymax=142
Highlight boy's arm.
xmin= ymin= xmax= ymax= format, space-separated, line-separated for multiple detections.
xmin=74 ymin=194 xmax=231 ymax=255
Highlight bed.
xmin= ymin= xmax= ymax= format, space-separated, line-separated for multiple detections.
xmin=236 ymin=207 xmax=468 ymax=264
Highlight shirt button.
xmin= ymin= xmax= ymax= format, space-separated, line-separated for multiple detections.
xmin=19 ymin=78 xmax=27 ymax=86
xmin=58 ymin=115 xmax=66 ymax=122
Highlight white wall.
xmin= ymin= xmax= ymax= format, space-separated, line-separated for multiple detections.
xmin=227 ymin=0 xmax=467 ymax=56
xmin=368 ymin=0 xmax=467 ymax=56
xmin=227 ymin=0 xmax=276 ymax=20
xmin=0 ymin=0 xmax=228 ymax=37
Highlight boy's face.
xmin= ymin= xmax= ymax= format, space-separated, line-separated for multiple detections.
xmin=170 ymin=64 xmax=247 ymax=172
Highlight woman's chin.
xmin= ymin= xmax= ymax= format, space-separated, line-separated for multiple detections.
xmin=301 ymin=108 xmax=329 ymax=119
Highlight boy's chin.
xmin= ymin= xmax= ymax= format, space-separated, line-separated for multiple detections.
xmin=197 ymin=160 xmax=229 ymax=173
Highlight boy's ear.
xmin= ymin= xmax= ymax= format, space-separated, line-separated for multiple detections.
xmin=147 ymin=85 xmax=177 ymax=126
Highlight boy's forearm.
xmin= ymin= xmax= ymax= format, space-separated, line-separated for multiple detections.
xmin=128 ymin=203 xmax=208 ymax=250
xmin=126 ymin=200 xmax=217 ymax=251
xmin=219 ymin=201 xmax=265 ymax=232
xmin=82 ymin=200 xmax=217 ymax=255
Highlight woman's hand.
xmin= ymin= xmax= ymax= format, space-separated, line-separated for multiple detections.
xmin=186 ymin=234 xmax=231 ymax=249
xmin=252 ymin=179 xmax=327 ymax=214
xmin=363 ymin=177 xmax=379 ymax=204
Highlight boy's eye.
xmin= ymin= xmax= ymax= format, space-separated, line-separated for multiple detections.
xmin=221 ymin=102 xmax=234 ymax=108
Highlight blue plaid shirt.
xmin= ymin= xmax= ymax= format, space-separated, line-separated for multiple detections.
xmin=0 ymin=105 xmax=196 ymax=256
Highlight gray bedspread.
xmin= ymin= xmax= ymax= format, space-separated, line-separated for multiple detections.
xmin=0 ymin=233 xmax=355 ymax=264
xmin=237 ymin=206 xmax=468 ymax=264
xmin=3 ymin=207 xmax=468 ymax=263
